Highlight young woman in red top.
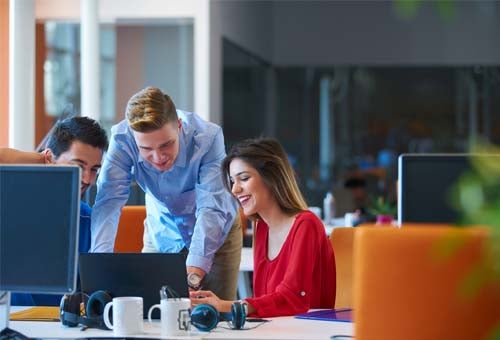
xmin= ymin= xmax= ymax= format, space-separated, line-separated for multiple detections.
xmin=190 ymin=138 xmax=336 ymax=317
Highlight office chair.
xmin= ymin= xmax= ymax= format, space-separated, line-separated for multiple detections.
xmin=113 ymin=205 xmax=146 ymax=252
xmin=353 ymin=226 xmax=500 ymax=340
xmin=329 ymin=227 xmax=356 ymax=308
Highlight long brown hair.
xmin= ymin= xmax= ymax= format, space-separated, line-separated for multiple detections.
xmin=221 ymin=138 xmax=308 ymax=219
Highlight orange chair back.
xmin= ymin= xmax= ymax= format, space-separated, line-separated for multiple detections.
xmin=329 ymin=227 xmax=355 ymax=308
xmin=353 ymin=226 xmax=500 ymax=340
xmin=113 ymin=205 xmax=146 ymax=253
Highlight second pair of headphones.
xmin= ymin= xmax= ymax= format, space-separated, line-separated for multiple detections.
xmin=59 ymin=290 xmax=113 ymax=330
xmin=190 ymin=301 xmax=246 ymax=331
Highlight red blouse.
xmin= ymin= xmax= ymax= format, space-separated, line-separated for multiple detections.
xmin=246 ymin=210 xmax=336 ymax=317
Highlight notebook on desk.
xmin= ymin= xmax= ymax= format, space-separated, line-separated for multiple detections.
xmin=79 ymin=253 xmax=189 ymax=319
xmin=295 ymin=308 xmax=353 ymax=322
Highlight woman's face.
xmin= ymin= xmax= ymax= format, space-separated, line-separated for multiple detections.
xmin=229 ymin=158 xmax=275 ymax=216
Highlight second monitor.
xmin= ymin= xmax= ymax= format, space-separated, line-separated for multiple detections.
xmin=397 ymin=154 xmax=496 ymax=225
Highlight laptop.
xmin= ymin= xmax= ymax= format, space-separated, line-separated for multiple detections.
xmin=79 ymin=253 xmax=189 ymax=319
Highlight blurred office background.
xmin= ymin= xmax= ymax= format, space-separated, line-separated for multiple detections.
xmin=1 ymin=0 xmax=500 ymax=209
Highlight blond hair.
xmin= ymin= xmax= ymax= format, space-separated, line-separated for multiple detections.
xmin=126 ymin=87 xmax=178 ymax=132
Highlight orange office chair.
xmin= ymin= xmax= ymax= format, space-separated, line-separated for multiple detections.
xmin=329 ymin=227 xmax=356 ymax=308
xmin=353 ymin=226 xmax=500 ymax=340
xmin=113 ymin=205 xmax=146 ymax=253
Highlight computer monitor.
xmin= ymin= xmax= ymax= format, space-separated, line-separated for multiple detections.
xmin=0 ymin=165 xmax=81 ymax=293
xmin=398 ymin=154 xmax=485 ymax=225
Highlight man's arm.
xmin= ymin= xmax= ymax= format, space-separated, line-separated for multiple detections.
xmin=187 ymin=129 xmax=238 ymax=275
xmin=0 ymin=148 xmax=46 ymax=164
xmin=90 ymin=133 xmax=134 ymax=252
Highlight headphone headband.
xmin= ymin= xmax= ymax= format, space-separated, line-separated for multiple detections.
xmin=191 ymin=302 xmax=247 ymax=331
xmin=60 ymin=290 xmax=112 ymax=330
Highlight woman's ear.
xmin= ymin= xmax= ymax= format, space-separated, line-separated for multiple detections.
xmin=42 ymin=149 xmax=54 ymax=164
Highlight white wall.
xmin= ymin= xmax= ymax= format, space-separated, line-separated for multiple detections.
xmin=36 ymin=0 xmax=199 ymax=23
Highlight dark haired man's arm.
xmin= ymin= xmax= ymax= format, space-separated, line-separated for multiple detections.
xmin=0 ymin=148 xmax=48 ymax=164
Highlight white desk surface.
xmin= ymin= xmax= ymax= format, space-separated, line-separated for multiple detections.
xmin=9 ymin=315 xmax=353 ymax=340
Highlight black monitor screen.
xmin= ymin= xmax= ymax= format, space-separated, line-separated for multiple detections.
xmin=0 ymin=165 xmax=80 ymax=294
xmin=398 ymin=154 xmax=475 ymax=225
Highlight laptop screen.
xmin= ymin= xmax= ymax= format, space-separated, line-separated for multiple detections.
xmin=79 ymin=253 xmax=189 ymax=319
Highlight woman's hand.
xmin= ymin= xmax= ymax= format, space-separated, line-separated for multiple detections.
xmin=189 ymin=290 xmax=233 ymax=313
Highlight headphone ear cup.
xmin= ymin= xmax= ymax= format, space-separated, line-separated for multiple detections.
xmin=190 ymin=304 xmax=219 ymax=332
xmin=59 ymin=292 xmax=89 ymax=327
xmin=83 ymin=290 xmax=113 ymax=330
xmin=231 ymin=301 xmax=246 ymax=330
xmin=86 ymin=290 xmax=112 ymax=318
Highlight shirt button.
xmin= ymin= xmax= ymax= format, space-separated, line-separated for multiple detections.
xmin=300 ymin=291 xmax=306 ymax=296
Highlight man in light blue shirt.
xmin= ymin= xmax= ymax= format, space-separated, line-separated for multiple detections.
xmin=91 ymin=87 xmax=242 ymax=300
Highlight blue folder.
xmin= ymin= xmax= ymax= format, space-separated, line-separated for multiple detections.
xmin=295 ymin=308 xmax=353 ymax=322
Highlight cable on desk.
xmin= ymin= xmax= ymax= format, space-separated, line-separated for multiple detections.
xmin=330 ymin=335 xmax=353 ymax=339
xmin=219 ymin=319 xmax=271 ymax=330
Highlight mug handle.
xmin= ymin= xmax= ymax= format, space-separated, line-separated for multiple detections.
xmin=103 ymin=301 xmax=114 ymax=330
xmin=148 ymin=304 xmax=161 ymax=322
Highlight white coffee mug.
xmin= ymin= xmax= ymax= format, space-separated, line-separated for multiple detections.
xmin=344 ymin=212 xmax=356 ymax=227
xmin=148 ymin=298 xmax=191 ymax=336
xmin=103 ymin=296 xmax=144 ymax=336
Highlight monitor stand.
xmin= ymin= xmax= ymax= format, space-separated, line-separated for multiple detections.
xmin=0 ymin=290 xmax=10 ymax=330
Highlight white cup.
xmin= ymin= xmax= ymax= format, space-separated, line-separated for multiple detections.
xmin=103 ymin=296 xmax=144 ymax=336
xmin=344 ymin=212 xmax=356 ymax=227
xmin=148 ymin=298 xmax=191 ymax=336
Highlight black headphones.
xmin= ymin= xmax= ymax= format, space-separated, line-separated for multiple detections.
xmin=190 ymin=301 xmax=246 ymax=331
xmin=59 ymin=290 xmax=113 ymax=330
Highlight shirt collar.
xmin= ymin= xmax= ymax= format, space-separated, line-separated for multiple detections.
xmin=175 ymin=128 xmax=187 ymax=168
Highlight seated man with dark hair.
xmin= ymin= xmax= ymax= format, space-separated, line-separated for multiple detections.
xmin=0 ymin=116 xmax=108 ymax=305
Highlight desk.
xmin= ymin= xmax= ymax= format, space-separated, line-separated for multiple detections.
xmin=9 ymin=314 xmax=353 ymax=340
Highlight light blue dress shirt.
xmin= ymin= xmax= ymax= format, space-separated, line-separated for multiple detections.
xmin=90 ymin=110 xmax=238 ymax=273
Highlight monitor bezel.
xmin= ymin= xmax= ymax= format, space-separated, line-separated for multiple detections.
xmin=0 ymin=164 xmax=81 ymax=294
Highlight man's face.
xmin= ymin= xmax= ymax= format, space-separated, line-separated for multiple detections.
xmin=132 ymin=120 xmax=182 ymax=172
xmin=49 ymin=141 xmax=104 ymax=196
